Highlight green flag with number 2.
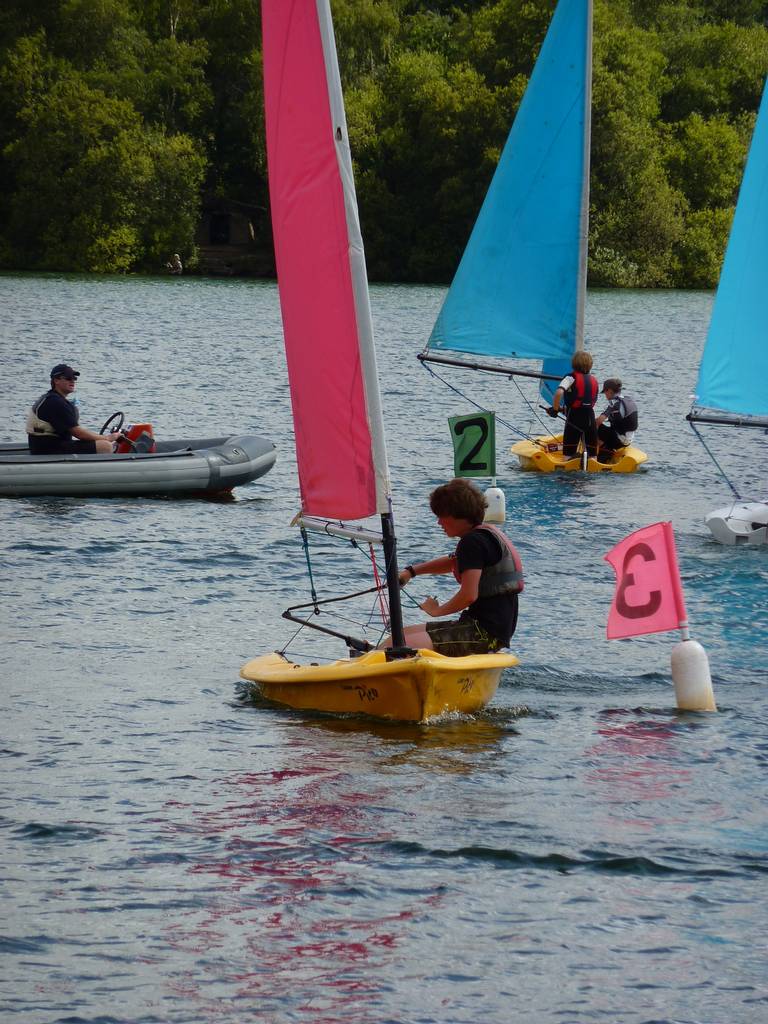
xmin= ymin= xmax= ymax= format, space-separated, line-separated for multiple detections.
xmin=449 ymin=411 xmax=496 ymax=478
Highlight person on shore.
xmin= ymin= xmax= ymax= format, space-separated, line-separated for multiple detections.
xmin=596 ymin=378 xmax=639 ymax=460
xmin=26 ymin=364 xmax=123 ymax=455
xmin=547 ymin=350 xmax=599 ymax=459
xmin=166 ymin=253 xmax=183 ymax=274
xmin=392 ymin=478 xmax=523 ymax=655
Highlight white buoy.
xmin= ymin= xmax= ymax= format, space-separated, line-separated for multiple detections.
xmin=671 ymin=637 xmax=717 ymax=711
xmin=484 ymin=483 xmax=506 ymax=523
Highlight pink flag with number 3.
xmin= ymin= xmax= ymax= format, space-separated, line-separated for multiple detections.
xmin=604 ymin=522 xmax=687 ymax=640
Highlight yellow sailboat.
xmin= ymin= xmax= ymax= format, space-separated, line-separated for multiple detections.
xmin=419 ymin=0 xmax=648 ymax=474
xmin=511 ymin=434 xmax=648 ymax=473
xmin=240 ymin=0 xmax=516 ymax=722
xmin=241 ymin=649 xmax=516 ymax=723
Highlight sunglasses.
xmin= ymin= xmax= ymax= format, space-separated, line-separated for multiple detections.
xmin=56 ymin=374 xmax=77 ymax=381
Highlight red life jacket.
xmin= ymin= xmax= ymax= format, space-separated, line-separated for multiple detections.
xmin=566 ymin=371 xmax=599 ymax=409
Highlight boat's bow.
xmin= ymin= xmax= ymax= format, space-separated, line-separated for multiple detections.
xmin=705 ymin=502 xmax=768 ymax=546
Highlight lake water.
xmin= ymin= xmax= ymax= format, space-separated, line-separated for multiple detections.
xmin=1 ymin=272 xmax=766 ymax=1024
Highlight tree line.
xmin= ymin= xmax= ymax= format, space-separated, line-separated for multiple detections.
xmin=1 ymin=0 xmax=766 ymax=287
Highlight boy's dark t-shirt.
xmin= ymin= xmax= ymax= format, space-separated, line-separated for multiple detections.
xmin=455 ymin=528 xmax=519 ymax=646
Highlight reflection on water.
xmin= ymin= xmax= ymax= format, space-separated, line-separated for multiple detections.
xmin=157 ymin=758 xmax=429 ymax=1021
xmin=303 ymin=713 xmax=519 ymax=774
xmin=240 ymin=687 xmax=528 ymax=774
xmin=585 ymin=713 xmax=693 ymax=805
xmin=583 ymin=710 xmax=732 ymax=849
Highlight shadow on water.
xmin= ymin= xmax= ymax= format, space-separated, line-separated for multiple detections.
xmin=233 ymin=681 xmax=542 ymax=774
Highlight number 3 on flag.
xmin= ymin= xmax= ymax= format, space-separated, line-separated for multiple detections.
xmin=605 ymin=522 xmax=687 ymax=640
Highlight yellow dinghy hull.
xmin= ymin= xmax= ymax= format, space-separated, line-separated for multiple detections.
xmin=511 ymin=434 xmax=648 ymax=473
xmin=240 ymin=648 xmax=518 ymax=723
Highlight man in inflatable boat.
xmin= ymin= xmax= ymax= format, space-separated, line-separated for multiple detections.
xmin=26 ymin=364 xmax=124 ymax=455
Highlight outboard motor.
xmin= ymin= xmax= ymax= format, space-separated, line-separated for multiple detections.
xmin=116 ymin=423 xmax=156 ymax=454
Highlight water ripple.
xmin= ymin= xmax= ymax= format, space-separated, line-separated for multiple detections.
xmin=1 ymin=278 xmax=767 ymax=1024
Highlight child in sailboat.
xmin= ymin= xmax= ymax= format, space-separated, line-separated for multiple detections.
xmin=547 ymin=350 xmax=599 ymax=459
xmin=596 ymin=378 xmax=639 ymax=459
xmin=394 ymin=478 xmax=523 ymax=656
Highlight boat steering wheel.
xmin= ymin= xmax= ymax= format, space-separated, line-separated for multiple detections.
xmin=99 ymin=412 xmax=125 ymax=435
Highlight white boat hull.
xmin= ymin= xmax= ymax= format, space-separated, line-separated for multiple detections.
xmin=705 ymin=501 xmax=768 ymax=546
xmin=0 ymin=434 xmax=276 ymax=498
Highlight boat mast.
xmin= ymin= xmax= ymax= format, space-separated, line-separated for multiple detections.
xmin=575 ymin=0 xmax=593 ymax=352
xmin=316 ymin=0 xmax=407 ymax=650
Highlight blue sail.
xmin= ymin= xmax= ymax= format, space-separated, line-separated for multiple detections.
xmin=695 ymin=77 xmax=768 ymax=417
xmin=428 ymin=0 xmax=591 ymax=364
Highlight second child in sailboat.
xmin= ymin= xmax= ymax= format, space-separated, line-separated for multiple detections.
xmin=395 ymin=479 xmax=523 ymax=655
xmin=596 ymin=378 xmax=639 ymax=461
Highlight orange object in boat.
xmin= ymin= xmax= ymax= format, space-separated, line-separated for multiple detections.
xmin=115 ymin=423 xmax=155 ymax=454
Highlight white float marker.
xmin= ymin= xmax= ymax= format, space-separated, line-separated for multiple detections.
xmin=670 ymin=622 xmax=717 ymax=712
xmin=604 ymin=521 xmax=717 ymax=712
xmin=484 ymin=477 xmax=506 ymax=523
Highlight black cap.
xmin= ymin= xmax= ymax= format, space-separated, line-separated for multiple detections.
xmin=50 ymin=363 xmax=80 ymax=381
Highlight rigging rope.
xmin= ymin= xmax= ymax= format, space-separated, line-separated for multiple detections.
xmin=418 ymin=355 xmax=587 ymax=451
xmin=290 ymin=518 xmax=439 ymax=655
xmin=509 ymin=372 xmax=555 ymax=437
xmin=286 ymin=532 xmax=394 ymax=652
xmin=279 ymin=616 xmax=313 ymax=656
xmin=419 ymin=359 xmax=542 ymax=440
xmin=299 ymin=525 xmax=319 ymax=610
xmin=368 ymin=542 xmax=389 ymax=628
xmin=687 ymin=418 xmax=742 ymax=500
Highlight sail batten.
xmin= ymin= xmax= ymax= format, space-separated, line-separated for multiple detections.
xmin=695 ymin=77 xmax=768 ymax=418
xmin=263 ymin=0 xmax=391 ymax=520
xmin=427 ymin=0 xmax=591 ymax=365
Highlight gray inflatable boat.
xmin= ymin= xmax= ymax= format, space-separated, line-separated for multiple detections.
xmin=0 ymin=434 xmax=276 ymax=498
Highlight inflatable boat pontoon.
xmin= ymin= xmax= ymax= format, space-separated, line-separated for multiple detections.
xmin=0 ymin=433 xmax=276 ymax=498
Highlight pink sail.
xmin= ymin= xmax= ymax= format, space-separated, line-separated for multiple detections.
xmin=604 ymin=522 xmax=688 ymax=640
xmin=262 ymin=0 xmax=381 ymax=520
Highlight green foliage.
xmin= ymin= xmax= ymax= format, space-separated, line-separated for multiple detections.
xmin=671 ymin=205 xmax=735 ymax=287
xmin=190 ymin=0 xmax=262 ymax=197
xmin=139 ymin=131 xmax=207 ymax=268
xmin=661 ymin=22 xmax=768 ymax=121
xmin=2 ymin=73 xmax=204 ymax=272
xmin=354 ymin=47 xmax=507 ymax=280
xmin=666 ymin=113 xmax=749 ymax=208
xmin=0 ymin=0 xmax=767 ymax=284
xmin=5 ymin=77 xmax=147 ymax=270
xmin=588 ymin=14 xmax=687 ymax=285
xmin=333 ymin=0 xmax=400 ymax=82
xmin=453 ymin=1 xmax=560 ymax=85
